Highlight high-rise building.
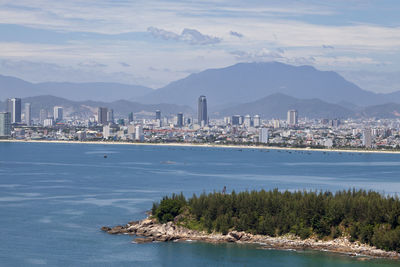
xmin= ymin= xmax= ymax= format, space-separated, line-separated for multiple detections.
xmin=7 ymin=98 xmax=21 ymax=124
xmin=244 ymin=115 xmax=251 ymax=128
xmin=53 ymin=106 xmax=63 ymax=122
xmin=107 ymin=109 xmax=114 ymax=123
xmin=363 ymin=128 xmax=372 ymax=148
xmin=198 ymin=95 xmax=208 ymax=126
xmin=39 ymin=109 xmax=47 ymax=125
xmin=0 ymin=112 xmax=11 ymax=137
xmin=97 ymin=107 xmax=108 ymax=124
xmin=155 ymin=110 xmax=161 ymax=121
xmin=253 ymin=115 xmax=261 ymax=127
xmin=231 ymin=115 xmax=241 ymax=125
xmin=128 ymin=112 xmax=134 ymax=123
xmin=176 ymin=113 xmax=184 ymax=127
xmin=287 ymin=110 xmax=298 ymax=127
xmin=259 ymin=128 xmax=269 ymax=144
xmin=24 ymin=103 xmax=31 ymax=126
xmin=135 ymin=125 xmax=144 ymax=141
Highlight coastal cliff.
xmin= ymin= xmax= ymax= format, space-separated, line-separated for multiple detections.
xmin=101 ymin=217 xmax=400 ymax=259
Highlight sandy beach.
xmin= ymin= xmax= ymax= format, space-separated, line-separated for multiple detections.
xmin=2 ymin=139 xmax=400 ymax=154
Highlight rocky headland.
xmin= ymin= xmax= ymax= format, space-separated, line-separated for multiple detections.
xmin=101 ymin=217 xmax=400 ymax=260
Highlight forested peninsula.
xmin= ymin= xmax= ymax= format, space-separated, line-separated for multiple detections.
xmin=103 ymin=189 xmax=400 ymax=259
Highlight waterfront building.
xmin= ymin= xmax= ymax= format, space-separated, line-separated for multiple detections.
xmin=198 ymin=95 xmax=208 ymax=126
xmin=107 ymin=109 xmax=114 ymax=123
xmin=7 ymin=98 xmax=21 ymax=124
xmin=24 ymin=103 xmax=31 ymax=126
xmin=287 ymin=110 xmax=298 ymax=127
xmin=363 ymin=128 xmax=372 ymax=148
xmin=135 ymin=125 xmax=144 ymax=141
xmin=176 ymin=113 xmax=184 ymax=127
xmin=253 ymin=115 xmax=261 ymax=127
xmin=0 ymin=112 xmax=11 ymax=137
xmin=53 ymin=106 xmax=63 ymax=122
xmin=103 ymin=125 xmax=111 ymax=139
xmin=259 ymin=128 xmax=269 ymax=143
xmin=97 ymin=107 xmax=108 ymax=124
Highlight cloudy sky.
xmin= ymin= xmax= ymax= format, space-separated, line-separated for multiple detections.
xmin=0 ymin=0 xmax=399 ymax=92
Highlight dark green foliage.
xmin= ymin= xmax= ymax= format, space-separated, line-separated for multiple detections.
xmin=153 ymin=193 xmax=186 ymax=223
xmin=152 ymin=189 xmax=400 ymax=252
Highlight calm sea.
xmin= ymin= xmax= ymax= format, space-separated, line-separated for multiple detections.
xmin=1 ymin=142 xmax=400 ymax=266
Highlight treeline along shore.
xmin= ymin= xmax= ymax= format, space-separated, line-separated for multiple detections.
xmin=103 ymin=189 xmax=400 ymax=259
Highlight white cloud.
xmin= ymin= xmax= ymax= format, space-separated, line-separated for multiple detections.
xmin=147 ymin=27 xmax=221 ymax=45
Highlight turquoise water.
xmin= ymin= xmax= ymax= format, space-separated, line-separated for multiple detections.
xmin=1 ymin=142 xmax=400 ymax=266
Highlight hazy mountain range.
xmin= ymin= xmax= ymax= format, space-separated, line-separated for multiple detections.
xmin=0 ymin=95 xmax=193 ymax=119
xmin=1 ymin=61 xmax=400 ymax=119
xmin=0 ymin=75 xmax=152 ymax=102
xmin=138 ymin=62 xmax=398 ymax=107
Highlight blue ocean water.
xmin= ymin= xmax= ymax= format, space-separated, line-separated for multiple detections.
xmin=1 ymin=142 xmax=400 ymax=266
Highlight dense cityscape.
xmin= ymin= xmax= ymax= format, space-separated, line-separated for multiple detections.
xmin=1 ymin=95 xmax=398 ymax=150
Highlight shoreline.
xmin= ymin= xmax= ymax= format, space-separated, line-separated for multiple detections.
xmin=1 ymin=139 xmax=400 ymax=154
xmin=102 ymin=217 xmax=400 ymax=260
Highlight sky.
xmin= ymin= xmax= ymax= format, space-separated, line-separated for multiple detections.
xmin=0 ymin=0 xmax=399 ymax=92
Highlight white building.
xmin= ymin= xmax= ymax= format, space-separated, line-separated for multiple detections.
xmin=53 ymin=106 xmax=63 ymax=122
xmin=25 ymin=103 xmax=31 ymax=126
xmin=244 ymin=115 xmax=251 ymax=128
xmin=259 ymin=128 xmax=269 ymax=144
xmin=253 ymin=115 xmax=261 ymax=127
xmin=43 ymin=118 xmax=54 ymax=127
xmin=287 ymin=110 xmax=298 ymax=127
xmin=362 ymin=128 xmax=372 ymax=148
xmin=135 ymin=125 xmax=144 ymax=141
xmin=273 ymin=119 xmax=280 ymax=129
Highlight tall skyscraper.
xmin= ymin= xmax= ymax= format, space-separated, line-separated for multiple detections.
xmin=176 ymin=113 xmax=184 ymax=127
xmin=24 ymin=103 xmax=31 ymax=126
xmin=198 ymin=95 xmax=208 ymax=126
xmin=0 ymin=112 xmax=11 ymax=137
xmin=53 ymin=106 xmax=63 ymax=122
xmin=231 ymin=115 xmax=240 ymax=125
xmin=253 ymin=115 xmax=261 ymax=127
xmin=135 ymin=125 xmax=144 ymax=141
xmin=7 ymin=98 xmax=21 ymax=124
xmin=287 ymin=110 xmax=298 ymax=127
xmin=259 ymin=128 xmax=269 ymax=144
xmin=128 ymin=112 xmax=134 ymax=123
xmin=155 ymin=110 xmax=161 ymax=121
xmin=107 ymin=109 xmax=114 ymax=123
xmin=244 ymin=115 xmax=251 ymax=128
xmin=97 ymin=107 xmax=108 ymax=124
xmin=39 ymin=109 xmax=48 ymax=125
xmin=363 ymin=128 xmax=372 ymax=148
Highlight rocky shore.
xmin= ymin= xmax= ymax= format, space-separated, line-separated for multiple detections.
xmin=101 ymin=217 xmax=400 ymax=260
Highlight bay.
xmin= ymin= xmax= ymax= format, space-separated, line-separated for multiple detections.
xmin=0 ymin=142 xmax=399 ymax=266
